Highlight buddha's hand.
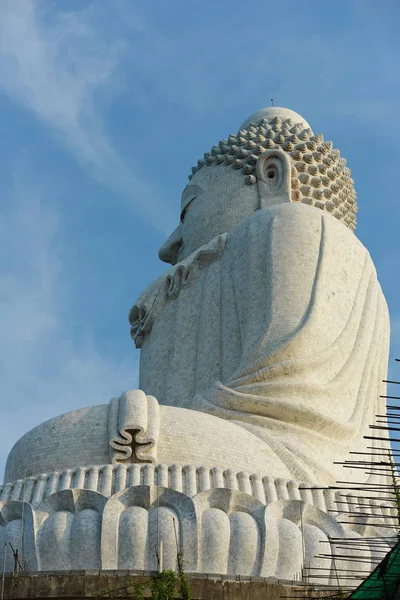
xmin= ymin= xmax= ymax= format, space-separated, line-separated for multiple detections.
xmin=108 ymin=390 xmax=160 ymax=464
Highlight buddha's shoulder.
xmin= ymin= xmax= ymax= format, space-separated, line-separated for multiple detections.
xmin=229 ymin=202 xmax=364 ymax=252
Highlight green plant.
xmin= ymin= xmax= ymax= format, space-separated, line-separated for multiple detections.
xmin=177 ymin=552 xmax=191 ymax=600
xmin=150 ymin=570 xmax=177 ymax=600
xmin=388 ymin=452 xmax=400 ymax=526
xmin=97 ymin=576 xmax=147 ymax=600
xmin=126 ymin=580 xmax=146 ymax=600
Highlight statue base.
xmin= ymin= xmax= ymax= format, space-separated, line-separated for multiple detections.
xmin=0 ymin=570 xmax=335 ymax=600
xmin=0 ymin=467 xmax=395 ymax=582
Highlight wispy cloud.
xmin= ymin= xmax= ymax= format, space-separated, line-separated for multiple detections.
xmin=0 ymin=166 xmax=137 ymax=479
xmin=0 ymin=0 xmax=173 ymax=232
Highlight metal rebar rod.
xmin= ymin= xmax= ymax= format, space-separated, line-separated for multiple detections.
xmin=365 ymin=436 xmax=400 ymax=442
xmin=338 ymin=522 xmax=399 ymax=527
xmin=1 ymin=544 xmax=6 ymax=600
xmin=316 ymin=556 xmax=381 ymax=564
xmin=334 ymin=501 xmax=395 ymax=507
xmin=336 ymin=541 xmax=398 ymax=544
xmin=335 ymin=481 xmax=396 ymax=486
xmin=337 ymin=495 xmax=396 ymax=501
xmin=340 ymin=462 xmax=394 ymax=466
xmin=370 ymin=425 xmax=400 ymax=432
xmin=327 ymin=542 xmax=391 ymax=547
xmin=320 ymin=535 xmax=399 ymax=544
xmin=352 ymin=451 xmax=400 ymax=456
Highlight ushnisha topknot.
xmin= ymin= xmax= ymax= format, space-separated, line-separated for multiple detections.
xmin=189 ymin=111 xmax=357 ymax=231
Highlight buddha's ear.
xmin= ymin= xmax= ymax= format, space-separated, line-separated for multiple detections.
xmin=256 ymin=149 xmax=292 ymax=209
xmin=158 ymin=224 xmax=183 ymax=265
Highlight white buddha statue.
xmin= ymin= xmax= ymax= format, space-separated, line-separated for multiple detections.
xmin=1 ymin=107 xmax=392 ymax=579
xmin=129 ymin=106 xmax=389 ymax=487
xmin=4 ymin=107 xmax=389 ymax=489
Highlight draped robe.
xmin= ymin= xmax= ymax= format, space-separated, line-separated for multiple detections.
xmin=131 ymin=203 xmax=390 ymax=485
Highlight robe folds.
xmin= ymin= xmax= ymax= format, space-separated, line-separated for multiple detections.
xmin=131 ymin=203 xmax=390 ymax=485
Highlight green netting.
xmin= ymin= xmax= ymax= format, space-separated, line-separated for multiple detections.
xmin=349 ymin=540 xmax=400 ymax=600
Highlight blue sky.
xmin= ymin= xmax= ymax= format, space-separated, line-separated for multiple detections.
xmin=1 ymin=0 xmax=400 ymax=479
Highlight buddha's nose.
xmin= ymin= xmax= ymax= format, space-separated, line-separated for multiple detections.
xmin=158 ymin=224 xmax=183 ymax=265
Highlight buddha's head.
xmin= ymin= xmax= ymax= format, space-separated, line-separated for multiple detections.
xmin=159 ymin=107 xmax=357 ymax=264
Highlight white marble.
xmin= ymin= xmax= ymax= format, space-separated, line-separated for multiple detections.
xmin=138 ymin=203 xmax=390 ymax=485
xmin=239 ymin=106 xmax=312 ymax=131
xmin=0 ymin=486 xmax=395 ymax=580
xmin=6 ymin=466 xmax=399 ymax=523
xmin=5 ymin=395 xmax=291 ymax=483
xmin=1 ymin=106 xmax=392 ymax=576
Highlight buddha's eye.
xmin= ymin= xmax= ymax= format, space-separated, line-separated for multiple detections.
xmin=180 ymin=195 xmax=196 ymax=223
